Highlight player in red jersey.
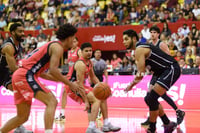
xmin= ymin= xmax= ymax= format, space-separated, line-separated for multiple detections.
xmin=65 ymin=42 xmax=121 ymax=133
xmin=0 ymin=24 xmax=83 ymax=133
xmin=55 ymin=37 xmax=81 ymax=121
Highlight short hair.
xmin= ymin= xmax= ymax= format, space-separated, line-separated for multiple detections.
xmin=150 ymin=26 xmax=160 ymax=33
xmin=123 ymin=29 xmax=139 ymax=41
xmin=9 ymin=23 xmax=23 ymax=32
xmin=80 ymin=42 xmax=92 ymax=50
xmin=56 ymin=23 xmax=77 ymax=40
xmin=94 ymin=49 xmax=101 ymax=53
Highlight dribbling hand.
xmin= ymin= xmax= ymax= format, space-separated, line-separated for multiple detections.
xmin=124 ymin=84 xmax=133 ymax=93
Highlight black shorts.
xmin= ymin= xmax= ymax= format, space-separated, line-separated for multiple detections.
xmin=156 ymin=63 xmax=181 ymax=90
xmin=150 ymin=75 xmax=158 ymax=85
xmin=0 ymin=68 xmax=12 ymax=88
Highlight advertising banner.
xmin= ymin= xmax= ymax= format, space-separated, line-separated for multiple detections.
xmin=0 ymin=75 xmax=199 ymax=109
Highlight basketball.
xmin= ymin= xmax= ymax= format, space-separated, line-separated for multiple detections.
xmin=93 ymin=82 xmax=111 ymax=100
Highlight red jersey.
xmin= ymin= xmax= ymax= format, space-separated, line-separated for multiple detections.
xmin=67 ymin=47 xmax=80 ymax=70
xmin=68 ymin=57 xmax=92 ymax=82
xmin=19 ymin=41 xmax=62 ymax=76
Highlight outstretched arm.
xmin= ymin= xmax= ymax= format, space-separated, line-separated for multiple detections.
xmin=125 ymin=47 xmax=149 ymax=92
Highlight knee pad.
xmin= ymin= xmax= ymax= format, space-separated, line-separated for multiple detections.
xmin=145 ymin=90 xmax=160 ymax=111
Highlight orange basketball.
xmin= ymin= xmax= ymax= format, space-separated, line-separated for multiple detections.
xmin=93 ymin=82 xmax=111 ymax=100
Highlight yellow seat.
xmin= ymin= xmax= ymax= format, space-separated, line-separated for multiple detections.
xmin=4 ymin=22 xmax=14 ymax=31
xmin=87 ymin=9 xmax=94 ymax=16
xmin=64 ymin=10 xmax=71 ymax=19
xmin=106 ymin=0 xmax=112 ymax=5
xmin=57 ymin=9 xmax=62 ymax=17
xmin=25 ymin=12 xmax=32 ymax=20
xmin=3 ymin=0 xmax=8 ymax=6
xmin=41 ymin=11 xmax=48 ymax=19
xmin=122 ymin=0 xmax=127 ymax=4
xmin=42 ymin=0 xmax=49 ymax=6
xmin=98 ymin=1 xmax=105 ymax=9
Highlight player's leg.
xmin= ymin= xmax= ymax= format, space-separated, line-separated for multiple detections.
xmin=145 ymin=83 xmax=169 ymax=133
xmin=0 ymin=102 xmax=31 ymax=133
xmin=161 ymin=93 xmax=185 ymax=125
xmin=35 ymin=90 xmax=57 ymax=131
xmin=86 ymin=92 xmax=103 ymax=133
xmin=55 ymin=88 xmax=67 ymax=121
xmin=100 ymin=100 xmax=121 ymax=132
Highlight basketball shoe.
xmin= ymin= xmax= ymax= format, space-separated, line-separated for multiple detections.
xmin=176 ymin=109 xmax=185 ymax=125
xmin=86 ymin=127 xmax=104 ymax=133
xmin=141 ymin=117 xmax=150 ymax=126
xmin=164 ymin=121 xmax=177 ymax=133
xmin=102 ymin=122 xmax=121 ymax=132
xmin=14 ymin=125 xmax=33 ymax=133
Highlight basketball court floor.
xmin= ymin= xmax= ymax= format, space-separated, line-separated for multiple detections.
xmin=0 ymin=105 xmax=199 ymax=133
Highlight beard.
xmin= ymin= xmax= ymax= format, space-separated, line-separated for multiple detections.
xmin=15 ymin=33 xmax=24 ymax=42
xmin=126 ymin=40 xmax=133 ymax=49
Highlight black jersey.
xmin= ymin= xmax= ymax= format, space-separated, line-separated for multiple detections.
xmin=0 ymin=37 xmax=22 ymax=69
xmin=136 ymin=42 xmax=177 ymax=75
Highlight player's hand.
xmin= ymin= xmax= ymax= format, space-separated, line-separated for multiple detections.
xmin=124 ymin=84 xmax=133 ymax=93
xmin=84 ymin=101 xmax=90 ymax=111
xmin=68 ymin=82 xmax=82 ymax=93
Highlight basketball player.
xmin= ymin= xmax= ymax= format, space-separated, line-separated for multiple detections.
xmin=141 ymin=26 xmax=185 ymax=126
xmin=55 ymin=37 xmax=81 ymax=121
xmin=123 ymin=29 xmax=180 ymax=133
xmin=65 ymin=42 xmax=121 ymax=133
xmin=0 ymin=24 xmax=83 ymax=133
xmin=90 ymin=49 xmax=108 ymax=119
xmin=0 ymin=23 xmax=33 ymax=133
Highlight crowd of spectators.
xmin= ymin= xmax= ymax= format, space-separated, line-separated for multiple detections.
xmin=0 ymin=0 xmax=200 ymax=75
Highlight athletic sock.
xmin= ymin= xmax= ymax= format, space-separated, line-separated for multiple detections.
xmin=45 ymin=129 xmax=53 ymax=133
xmin=88 ymin=121 xmax=95 ymax=128
xmin=162 ymin=93 xmax=177 ymax=110
xmin=61 ymin=109 xmax=65 ymax=116
xmin=160 ymin=114 xmax=170 ymax=125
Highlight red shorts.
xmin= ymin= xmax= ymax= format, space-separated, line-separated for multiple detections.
xmin=65 ymin=84 xmax=93 ymax=104
xmin=12 ymin=68 xmax=51 ymax=105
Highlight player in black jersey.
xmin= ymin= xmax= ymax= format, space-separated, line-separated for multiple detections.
xmin=123 ymin=29 xmax=180 ymax=133
xmin=0 ymin=23 xmax=32 ymax=133
xmin=141 ymin=26 xmax=185 ymax=126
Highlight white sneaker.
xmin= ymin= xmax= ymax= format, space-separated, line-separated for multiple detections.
xmin=102 ymin=123 xmax=121 ymax=132
xmin=86 ymin=127 xmax=104 ymax=133
xmin=14 ymin=125 xmax=33 ymax=133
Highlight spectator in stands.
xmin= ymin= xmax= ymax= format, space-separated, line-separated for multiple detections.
xmin=111 ymin=53 xmax=122 ymax=72
xmin=147 ymin=5 xmax=157 ymax=19
xmin=141 ymin=23 xmax=150 ymax=40
xmin=193 ymin=55 xmax=200 ymax=69
xmin=178 ymin=23 xmax=190 ymax=37
xmin=138 ymin=32 xmax=147 ymax=43
xmin=37 ymin=36 xmax=46 ymax=48
xmin=119 ymin=6 xmax=130 ymax=25
xmin=186 ymin=33 xmax=197 ymax=55
xmin=37 ymin=29 xmax=47 ymax=40
xmin=129 ymin=7 xmax=138 ymax=22
xmin=191 ymin=23 xmax=199 ymax=41
xmin=179 ymin=58 xmax=190 ymax=69
xmin=162 ymin=22 xmax=171 ymax=37
xmin=185 ymin=49 xmax=196 ymax=65
xmin=105 ymin=7 xmax=115 ymax=25
xmin=173 ymin=33 xmax=182 ymax=51
xmin=182 ymin=4 xmax=191 ymax=19
xmin=168 ymin=39 xmax=178 ymax=57
xmin=188 ymin=11 xmax=197 ymax=21
xmin=0 ymin=16 xmax=7 ymax=30
xmin=192 ymin=4 xmax=200 ymax=20
xmin=119 ymin=56 xmax=132 ymax=72
xmin=166 ymin=0 xmax=178 ymax=12
xmin=35 ymin=0 xmax=44 ymax=14
xmin=174 ymin=51 xmax=184 ymax=62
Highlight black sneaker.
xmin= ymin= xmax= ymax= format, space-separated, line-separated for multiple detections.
xmin=146 ymin=127 xmax=156 ymax=133
xmin=176 ymin=109 xmax=185 ymax=125
xmin=164 ymin=121 xmax=177 ymax=133
xmin=141 ymin=117 xmax=150 ymax=126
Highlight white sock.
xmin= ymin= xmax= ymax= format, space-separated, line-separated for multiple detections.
xmin=0 ymin=131 xmax=2 ymax=133
xmin=104 ymin=118 xmax=109 ymax=125
xmin=45 ymin=129 xmax=53 ymax=133
xmin=61 ymin=109 xmax=65 ymax=116
xmin=88 ymin=121 xmax=95 ymax=128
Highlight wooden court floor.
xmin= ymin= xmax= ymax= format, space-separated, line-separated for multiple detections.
xmin=0 ymin=105 xmax=199 ymax=133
